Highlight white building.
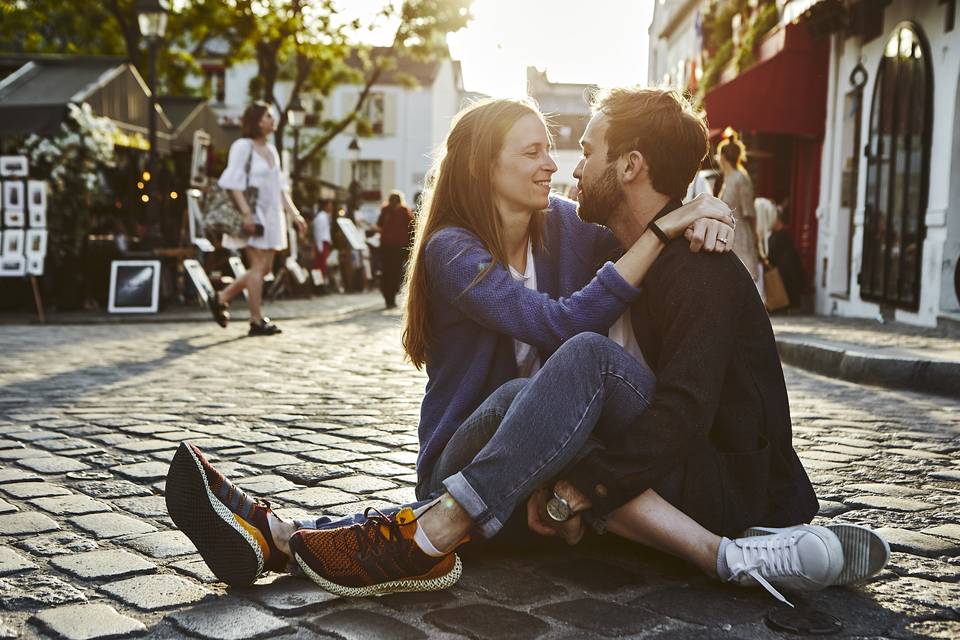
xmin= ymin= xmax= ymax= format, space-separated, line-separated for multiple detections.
xmin=814 ymin=0 xmax=960 ymax=326
xmin=196 ymin=48 xmax=463 ymax=225
xmin=648 ymin=0 xmax=703 ymax=92
xmin=526 ymin=67 xmax=594 ymax=196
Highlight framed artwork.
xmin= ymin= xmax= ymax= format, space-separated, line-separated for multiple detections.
xmin=107 ymin=260 xmax=161 ymax=313
xmin=226 ymin=255 xmax=248 ymax=300
xmin=26 ymin=255 xmax=44 ymax=276
xmin=336 ymin=217 xmax=367 ymax=252
xmin=28 ymin=206 xmax=46 ymax=228
xmin=25 ymin=229 xmax=47 ymax=257
xmin=0 ymin=255 xmax=25 ymax=277
xmin=27 ymin=181 xmax=46 ymax=217
xmin=187 ymin=189 xmax=214 ymax=252
xmin=183 ymin=258 xmax=216 ymax=305
xmin=2 ymin=229 xmax=23 ymax=255
xmin=3 ymin=181 xmax=24 ymax=212
xmin=3 ymin=208 xmax=25 ymax=228
xmin=0 ymin=156 xmax=28 ymax=177
xmin=285 ymin=256 xmax=308 ymax=285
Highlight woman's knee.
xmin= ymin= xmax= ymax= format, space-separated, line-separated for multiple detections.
xmin=557 ymin=332 xmax=618 ymax=365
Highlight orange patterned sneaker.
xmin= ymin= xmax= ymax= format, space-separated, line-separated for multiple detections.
xmin=165 ymin=442 xmax=288 ymax=586
xmin=289 ymin=506 xmax=462 ymax=597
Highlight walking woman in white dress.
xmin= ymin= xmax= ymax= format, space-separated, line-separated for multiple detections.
xmin=211 ymin=102 xmax=307 ymax=336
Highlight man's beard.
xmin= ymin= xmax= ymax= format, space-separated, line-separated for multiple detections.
xmin=577 ymin=163 xmax=625 ymax=226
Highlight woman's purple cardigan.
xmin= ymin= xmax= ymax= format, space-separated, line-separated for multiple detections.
xmin=416 ymin=196 xmax=642 ymax=483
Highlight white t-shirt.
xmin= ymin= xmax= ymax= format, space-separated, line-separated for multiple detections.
xmin=608 ymin=308 xmax=648 ymax=369
xmin=313 ymin=211 xmax=332 ymax=246
xmin=508 ymin=241 xmax=541 ymax=378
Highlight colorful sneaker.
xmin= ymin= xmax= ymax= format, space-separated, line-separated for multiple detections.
xmin=725 ymin=524 xmax=844 ymax=607
xmin=165 ymin=442 xmax=288 ymax=586
xmin=290 ymin=506 xmax=462 ymax=597
xmin=743 ymin=523 xmax=889 ymax=586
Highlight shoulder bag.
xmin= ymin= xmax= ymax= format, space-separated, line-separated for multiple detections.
xmin=202 ymin=142 xmax=259 ymax=237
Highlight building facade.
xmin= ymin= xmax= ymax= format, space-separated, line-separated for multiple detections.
xmin=814 ymin=0 xmax=960 ymax=326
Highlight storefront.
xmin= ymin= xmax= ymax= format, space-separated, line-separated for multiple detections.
xmin=815 ymin=0 xmax=960 ymax=326
xmin=703 ymin=22 xmax=831 ymax=293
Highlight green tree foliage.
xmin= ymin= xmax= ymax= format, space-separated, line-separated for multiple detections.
xmin=0 ymin=0 xmax=471 ymax=181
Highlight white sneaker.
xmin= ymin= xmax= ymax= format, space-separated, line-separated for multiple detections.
xmin=725 ymin=524 xmax=844 ymax=607
xmin=743 ymin=523 xmax=889 ymax=586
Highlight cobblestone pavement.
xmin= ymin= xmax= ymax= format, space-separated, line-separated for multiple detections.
xmin=0 ymin=307 xmax=958 ymax=640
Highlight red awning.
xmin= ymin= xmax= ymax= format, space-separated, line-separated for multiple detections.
xmin=704 ymin=24 xmax=830 ymax=139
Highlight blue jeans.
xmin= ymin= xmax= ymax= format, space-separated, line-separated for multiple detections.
xmin=294 ymin=333 xmax=656 ymax=538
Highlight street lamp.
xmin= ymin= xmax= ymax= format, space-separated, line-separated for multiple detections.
xmin=347 ymin=137 xmax=361 ymax=219
xmin=136 ymin=0 xmax=167 ymax=174
xmin=287 ymin=95 xmax=306 ymax=198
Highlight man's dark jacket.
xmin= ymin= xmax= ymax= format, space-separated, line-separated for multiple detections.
xmin=566 ymin=203 xmax=818 ymax=536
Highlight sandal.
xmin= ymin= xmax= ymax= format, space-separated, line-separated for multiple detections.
xmin=210 ymin=292 xmax=230 ymax=328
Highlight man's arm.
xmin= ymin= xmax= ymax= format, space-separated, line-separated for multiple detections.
xmin=563 ymin=248 xmax=747 ymax=516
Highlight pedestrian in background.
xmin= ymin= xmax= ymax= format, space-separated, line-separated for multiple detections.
xmin=766 ymin=210 xmax=805 ymax=309
xmin=716 ymin=132 xmax=761 ymax=288
xmin=210 ymin=101 xmax=307 ymax=336
xmin=312 ymin=199 xmax=333 ymax=292
xmin=376 ymin=190 xmax=414 ymax=309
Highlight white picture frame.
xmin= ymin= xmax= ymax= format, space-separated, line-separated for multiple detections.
xmin=0 ymin=255 xmax=26 ymax=277
xmin=285 ymin=256 xmax=308 ymax=285
xmin=336 ymin=217 xmax=368 ymax=252
xmin=4 ymin=208 xmax=25 ymax=228
xmin=27 ymin=180 xmax=46 ymax=217
xmin=25 ymin=229 xmax=47 ymax=257
xmin=28 ymin=205 xmax=46 ymax=228
xmin=186 ymin=189 xmax=214 ymax=252
xmin=190 ymin=130 xmax=211 ymax=188
xmin=227 ymin=255 xmax=248 ymax=300
xmin=3 ymin=181 xmax=25 ymax=213
xmin=107 ymin=260 xmax=161 ymax=313
xmin=0 ymin=156 xmax=28 ymax=177
xmin=183 ymin=258 xmax=216 ymax=305
xmin=2 ymin=229 xmax=23 ymax=255
xmin=25 ymin=255 xmax=44 ymax=276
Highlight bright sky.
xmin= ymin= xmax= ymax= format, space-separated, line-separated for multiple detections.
xmin=340 ymin=0 xmax=656 ymax=97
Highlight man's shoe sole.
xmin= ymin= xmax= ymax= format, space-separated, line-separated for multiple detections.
xmin=293 ymin=550 xmax=463 ymax=598
xmin=743 ymin=524 xmax=889 ymax=586
xmin=165 ymin=442 xmax=263 ymax=587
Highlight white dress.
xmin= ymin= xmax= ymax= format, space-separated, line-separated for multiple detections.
xmin=217 ymin=138 xmax=289 ymax=251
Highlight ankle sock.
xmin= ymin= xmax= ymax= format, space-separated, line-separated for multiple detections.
xmin=716 ymin=537 xmax=734 ymax=581
xmin=413 ymin=522 xmax=447 ymax=558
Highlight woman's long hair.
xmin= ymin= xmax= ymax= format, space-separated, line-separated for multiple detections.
xmin=240 ymin=101 xmax=272 ymax=139
xmin=402 ymin=98 xmax=549 ymax=370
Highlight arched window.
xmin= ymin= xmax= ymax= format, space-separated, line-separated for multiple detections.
xmin=860 ymin=23 xmax=932 ymax=310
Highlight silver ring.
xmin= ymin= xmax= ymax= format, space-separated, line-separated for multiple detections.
xmin=718 ymin=237 xmax=728 ymax=244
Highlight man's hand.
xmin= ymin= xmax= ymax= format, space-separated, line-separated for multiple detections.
xmin=526 ymin=481 xmax=592 ymax=545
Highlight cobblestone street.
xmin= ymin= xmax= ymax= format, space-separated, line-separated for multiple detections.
xmin=0 ymin=305 xmax=958 ymax=639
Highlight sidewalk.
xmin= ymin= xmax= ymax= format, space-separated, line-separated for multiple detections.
xmin=0 ymin=291 xmax=385 ymax=327
xmin=771 ymin=315 xmax=960 ymax=398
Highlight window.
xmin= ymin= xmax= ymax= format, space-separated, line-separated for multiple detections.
xmin=362 ymin=92 xmax=385 ymax=135
xmin=357 ymin=160 xmax=382 ymax=199
xmin=860 ymin=24 xmax=932 ymax=310
xmin=202 ymin=66 xmax=225 ymax=104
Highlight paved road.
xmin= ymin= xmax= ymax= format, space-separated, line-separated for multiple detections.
xmin=0 ymin=307 xmax=958 ymax=639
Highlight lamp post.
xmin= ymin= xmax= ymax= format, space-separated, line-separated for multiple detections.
xmin=136 ymin=0 xmax=167 ymax=237
xmin=286 ymin=95 xmax=306 ymax=201
xmin=347 ymin=136 xmax=361 ymax=220
xmin=136 ymin=0 xmax=167 ymax=177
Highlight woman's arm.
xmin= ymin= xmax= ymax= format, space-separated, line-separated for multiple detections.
xmin=282 ymin=189 xmax=307 ymax=235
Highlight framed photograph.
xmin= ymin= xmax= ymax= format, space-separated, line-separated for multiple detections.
xmin=183 ymin=258 xmax=216 ymax=305
xmin=4 ymin=208 xmax=25 ymax=228
xmin=190 ymin=130 xmax=211 ymax=188
xmin=27 ymin=180 xmax=46 ymax=217
xmin=107 ymin=260 xmax=161 ymax=313
xmin=28 ymin=205 xmax=46 ymax=228
xmin=285 ymin=256 xmax=309 ymax=285
xmin=226 ymin=255 xmax=248 ymax=300
xmin=0 ymin=255 xmax=26 ymax=277
xmin=25 ymin=229 xmax=47 ymax=257
xmin=0 ymin=156 xmax=28 ymax=177
xmin=2 ymin=229 xmax=23 ymax=256
xmin=186 ymin=189 xmax=214 ymax=252
xmin=3 ymin=180 xmax=25 ymax=212
xmin=26 ymin=255 xmax=44 ymax=276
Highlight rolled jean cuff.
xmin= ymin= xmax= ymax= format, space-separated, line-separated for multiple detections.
xmin=443 ymin=471 xmax=503 ymax=539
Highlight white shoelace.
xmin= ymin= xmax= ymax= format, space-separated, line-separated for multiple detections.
xmin=727 ymin=535 xmax=800 ymax=607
